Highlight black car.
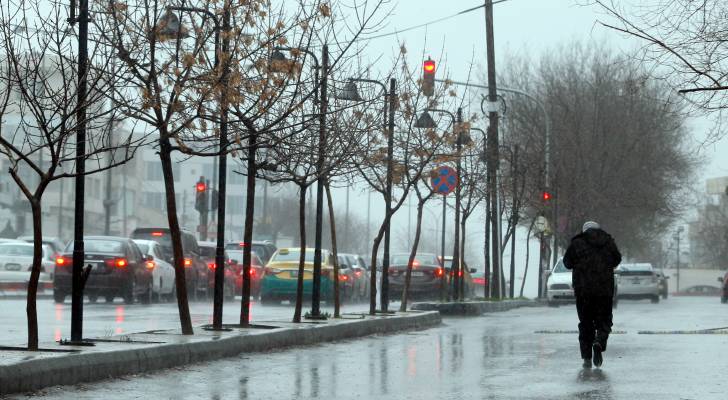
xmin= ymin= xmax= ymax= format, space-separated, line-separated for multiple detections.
xmin=53 ymin=236 xmax=153 ymax=304
xmin=387 ymin=253 xmax=446 ymax=300
xmin=131 ymin=228 xmax=208 ymax=299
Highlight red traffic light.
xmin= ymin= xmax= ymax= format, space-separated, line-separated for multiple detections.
xmin=423 ymin=59 xmax=435 ymax=73
xmin=196 ymin=182 xmax=207 ymax=192
xmin=542 ymin=191 xmax=551 ymax=201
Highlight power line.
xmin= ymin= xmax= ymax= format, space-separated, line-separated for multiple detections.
xmin=355 ymin=0 xmax=515 ymax=43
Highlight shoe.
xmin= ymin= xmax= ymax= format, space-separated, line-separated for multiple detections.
xmin=592 ymin=342 xmax=603 ymax=367
xmin=582 ymin=358 xmax=592 ymax=369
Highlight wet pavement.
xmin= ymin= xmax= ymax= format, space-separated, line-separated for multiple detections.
xmin=0 ymin=297 xmax=371 ymax=346
xmin=9 ymin=296 xmax=728 ymax=399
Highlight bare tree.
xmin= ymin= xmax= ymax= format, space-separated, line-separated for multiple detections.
xmin=0 ymin=0 xmax=140 ymax=349
xmin=500 ymin=42 xmax=697 ymax=259
xmin=593 ymin=0 xmax=728 ymax=137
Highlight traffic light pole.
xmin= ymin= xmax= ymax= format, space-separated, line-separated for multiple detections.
xmin=484 ymin=0 xmax=502 ymax=299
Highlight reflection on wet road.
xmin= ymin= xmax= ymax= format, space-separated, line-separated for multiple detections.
xmin=10 ymin=297 xmax=728 ymax=399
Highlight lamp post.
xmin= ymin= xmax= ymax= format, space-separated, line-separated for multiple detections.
xmin=272 ymin=45 xmax=329 ymax=318
xmin=415 ymin=108 xmax=463 ymax=300
xmin=167 ymin=5 xmax=229 ymax=330
xmin=334 ymin=77 xmax=396 ymax=314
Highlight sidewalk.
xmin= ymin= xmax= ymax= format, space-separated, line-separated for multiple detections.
xmin=411 ymin=299 xmax=540 ymax=316
xmin=0 ymin=310 xmax=441 ymax=395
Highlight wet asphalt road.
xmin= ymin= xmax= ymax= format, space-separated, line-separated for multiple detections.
xmin=9 ymin=296 xmax=728 ymax=399
xmin=0 ymin=297 xmax=371 ymax=346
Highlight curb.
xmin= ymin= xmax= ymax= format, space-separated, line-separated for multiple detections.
xmin=410 ymin=299 xmax=540 ymax=316
xmin=0 ymin=311 xmax=441 ymax=395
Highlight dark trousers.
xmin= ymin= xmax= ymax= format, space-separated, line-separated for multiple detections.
xmin=575 ymin=295 xmax=613 ymax=359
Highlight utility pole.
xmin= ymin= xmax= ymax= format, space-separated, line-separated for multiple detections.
xmin=380 ymin=77 xmax=397 ymax=312
xmin=69 ymin=0 xmax=90 ymax=344
xmin=484 ymin=0 xmax=502 ymax=299
xmin=676 ymin=226 xmax=684 ymax=292
xmin=451 ymin=108 xmax=463 ymax=301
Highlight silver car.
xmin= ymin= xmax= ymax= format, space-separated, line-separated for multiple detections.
xmin=616 ymin=263 xmax=660 ymax=303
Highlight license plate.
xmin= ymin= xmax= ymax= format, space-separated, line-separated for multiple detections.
xmin=632 ymin=278 xmax=641 ymax=284
xmin=5 ymin=263 xmax=21 ymax=271
xmin=289 ymin=271 xmax=298 ymax=278
xmin=412 ymin=271 xmax=425 ymax=277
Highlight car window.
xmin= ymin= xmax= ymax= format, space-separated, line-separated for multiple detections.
xmin=391 ymin=254 xmax=438 ymax=265
xmin=70 ymin=240 xmax=124 ymax=254
xmin=136 ymin=242 xmax=150 ymax=255
xmin=553 ymin=260 xmax=568 ymax=273
xmin=0 ymin=244 xmax=33 ymax=256
xmin=272 ymin=249 xmax=316 ymax=263
xmin=199 ymin=246 xmax=216 ymax=258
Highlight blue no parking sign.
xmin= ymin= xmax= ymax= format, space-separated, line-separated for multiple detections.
xmin=430 ymin=165 xmax=458 ymax=195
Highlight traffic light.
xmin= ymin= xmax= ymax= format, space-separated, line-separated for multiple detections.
xmin=542 ymin=191 xmax=551 ymax=202
xmin=422 ymin=58 xmax=435 ymax=97
xmin=195 ymin=176 xmax=208 ymax=212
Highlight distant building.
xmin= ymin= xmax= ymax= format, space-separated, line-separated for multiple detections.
xmin=688 ymin=176 xmax=728 ymax=269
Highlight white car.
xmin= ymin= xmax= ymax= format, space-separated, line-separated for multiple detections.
xmin=546 ymin=259 xmax=574 ymax=305
xmin=133 ymin=240 xmax=176 ymax=301
xmin=616 ymin=263 xmax=660 ymax=303
xmin=0 ymin=242 xmax=55 ymax=282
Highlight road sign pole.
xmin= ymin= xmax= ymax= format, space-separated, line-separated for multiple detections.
xmin=440 ymin=194 xmax=446 ymax=301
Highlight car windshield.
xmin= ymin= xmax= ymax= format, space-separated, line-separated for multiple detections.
xmin=227 ymin=250 xmax=263 ymax=266
xmin=272 ymin=249 xmax=316 ymax=263
xmin=66 ymin=240 xmax=123 ymax=254
xmin=553 ymin=260 xmax=568 ymax=273
xmin=0 ymin=244 xmax=33 ymax=257
xmin=199 ymin=246 xmax=216 ymax=258
xmin=390 ymin=254 xmax=438 ymax=266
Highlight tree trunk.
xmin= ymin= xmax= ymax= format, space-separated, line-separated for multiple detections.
xmin=509 ymin=216 xmax=517 ymax=298
xmin=293 ymin=185 xmax=307 ymax=323
xmin=369 ymin=221 xmax=386 ymax=315
xmin=459 ymin=214 xmax=467 ymax=300
xmin=400 ymin=201 xmax=424 ymax=312
xmin=240 ymin=132 xmax=256 ymax=326
xmin=26 ymin=198 xmax=42 ymax=350
xmin=520 ymin=219 xmax=536 ymax=298
xmin=159 ymin=136 xmax=193 ymax=335
xmin=324 ymin=183 xmax=340 ymax=318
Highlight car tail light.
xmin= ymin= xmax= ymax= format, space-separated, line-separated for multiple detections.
xmin=354 ymin=270 xmax=362 ymax=278
xmin=55 ymin=256 xmax=72 ymax=267
xmin=151 ymin=232 xmax=164 ymax=237
xmin=249 ymin=268 xmax=256 ymax=277
xmin=105 ymin=258 xmax=128 ymax=268
xmin=435 ymin=267 xmax=444 ymax=278
xmin=340 ymin=275 xmax=348 ymax=281
xmin=208 ymin=262 xmax=216 ymax=270
xmin=146 ymin=261 xmax=156 ymax=270
xmin=184 ymin=258 xmax=192 ymax=268
xmin=473 ymin=277 xmax=486 ymax=285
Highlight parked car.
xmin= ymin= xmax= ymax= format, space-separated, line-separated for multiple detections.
xmin=615 ymin=263 xmax=661 ymax=303
xmin=442 ymin=256 xmax=477 ymax=299
xmin=16 ymin=236 xmax=66 ymax=258
xmin=339 ymin=253 xmax=370 ymax=302
xmin=387 ymin=253 xmax=446 ymax=300
xmin=225 ymin=241 xmax=277 ymax=265
xmin=719 ymin=272 xmax=728 ymax=304
xmin=259 ymin=247 xmax=343 ymax=305
xmin=546 ymin=259 xmax=574 ymax=306
xmin=198 ymin=241 xmax=236 ymax=300
xmin=335 ymin=255 xmax=357 ymax=302
xmin=0 ymin=242 xmax=55 ymax=282
xmin=54 ymin=236 xmax=153 ymax=304
xmin=226 ymin=249 xmax=264 ymax=300
xmin=130 ymin=228 xmax=208 ymax=300
xmin=133 ymin=239 xmax=176 ymax=302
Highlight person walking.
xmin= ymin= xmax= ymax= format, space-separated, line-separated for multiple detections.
xmin=563 ymin=221 xmax=621 ymax=368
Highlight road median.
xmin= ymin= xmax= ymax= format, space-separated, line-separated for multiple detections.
xmin=0 ymin=310 xmax=441 ymax=395
xmin=411 ymin=299 xmax=540 ymax=316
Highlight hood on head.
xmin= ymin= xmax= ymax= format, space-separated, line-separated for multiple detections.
xmin=581 ymin=228 xmax=611 ymax=247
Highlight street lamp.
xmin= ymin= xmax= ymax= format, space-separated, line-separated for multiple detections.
xmin=334 ymin=77 xmax=396 ymax=314
xmin=271 ymin=46 xmax=330 ymax=320
xmin=414 ymin=107 xmax=466 ymax=301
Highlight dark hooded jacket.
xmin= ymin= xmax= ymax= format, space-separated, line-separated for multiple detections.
xmin=563 ymin=228 xmax=622 ymax=297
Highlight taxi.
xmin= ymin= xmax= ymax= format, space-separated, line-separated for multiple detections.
xmin=260 ymin=247 xmax=340 ymax=304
